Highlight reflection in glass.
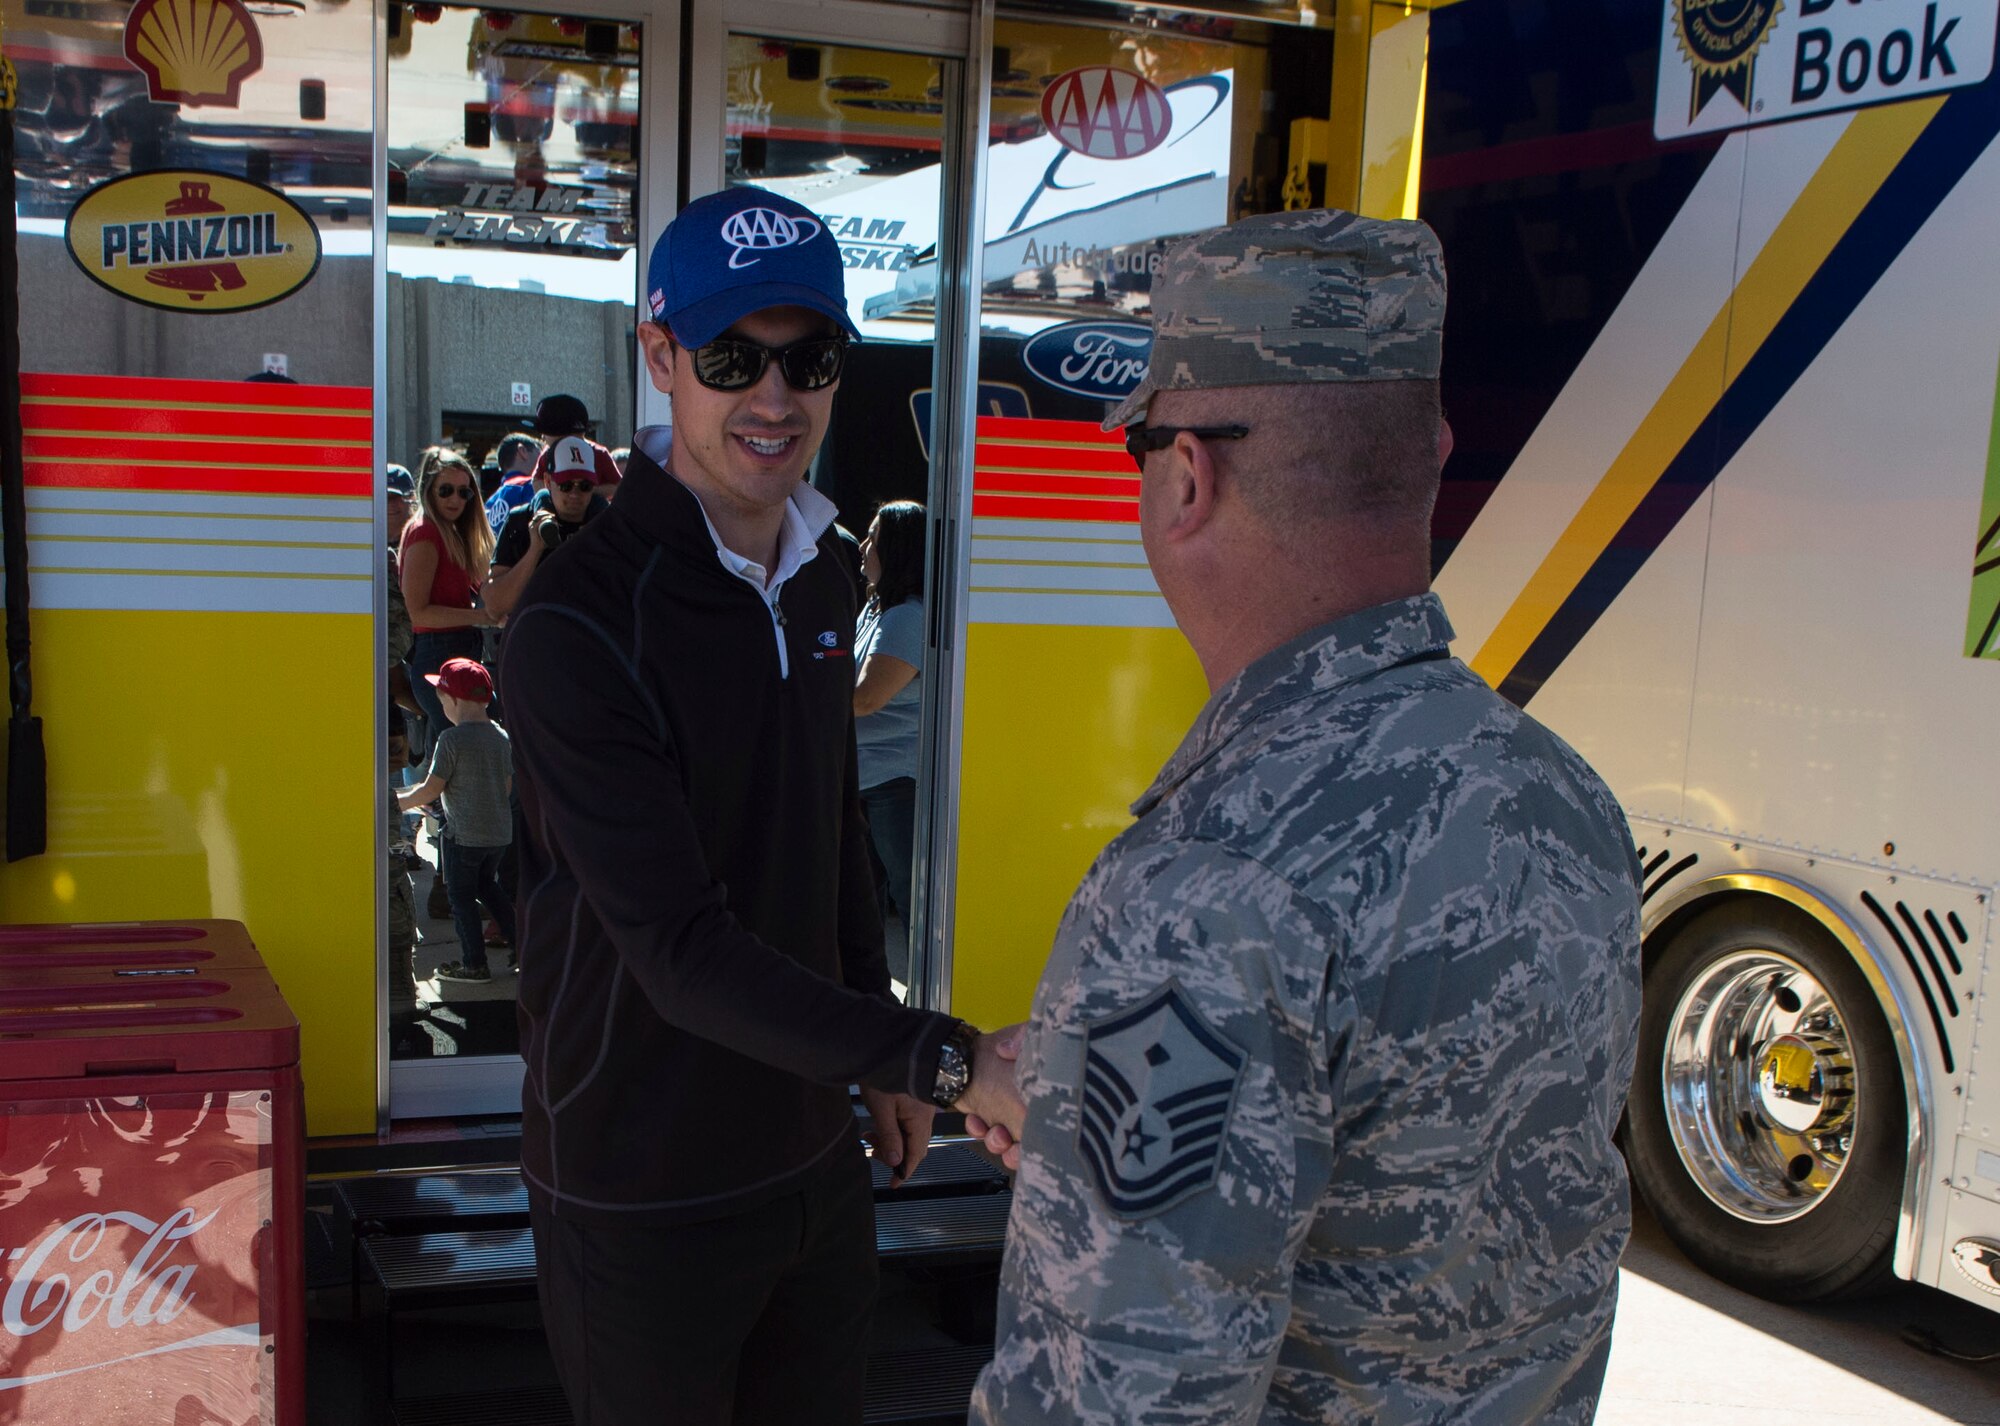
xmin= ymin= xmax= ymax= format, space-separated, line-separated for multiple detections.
xmin=386 ymin=5 xmax=641 ymax=1065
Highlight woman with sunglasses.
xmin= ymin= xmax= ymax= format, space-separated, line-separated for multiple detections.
xmin=401 ymin=447 xmax=498 ymax=754
xmin=853 ymin=500 xmax=927 ymax=987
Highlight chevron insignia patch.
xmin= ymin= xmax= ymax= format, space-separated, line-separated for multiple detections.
xmin=1076 ymin=981 xmax=1245 ymax=1219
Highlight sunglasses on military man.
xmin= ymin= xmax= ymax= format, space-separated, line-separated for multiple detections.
xmin=688 ymin=335 xmax=849 ymax=393
xmin=1122 ymin=423 xmax=1250 ymax=471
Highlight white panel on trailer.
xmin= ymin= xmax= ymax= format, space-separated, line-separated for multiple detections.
xmin=1682 ymin=124 xmax=2000 ymax=883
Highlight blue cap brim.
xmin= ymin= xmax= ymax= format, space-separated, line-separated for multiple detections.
xmin=667 ymin=282 xmax=860 ymax=349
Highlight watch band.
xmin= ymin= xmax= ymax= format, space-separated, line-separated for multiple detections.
xmin=930 ymin=1020 xmax=978 ymax=1109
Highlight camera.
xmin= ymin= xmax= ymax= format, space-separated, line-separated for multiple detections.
xmin=537 ymin=518 xmax=563 ymax=551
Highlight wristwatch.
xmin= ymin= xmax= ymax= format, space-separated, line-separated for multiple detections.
xmin=930 ymin=1020 xmax=979 ymax=1109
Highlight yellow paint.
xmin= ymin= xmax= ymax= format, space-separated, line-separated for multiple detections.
xmin=1469 ymin=97 xmax=1943 ymax=689
xmin=951 ymin=623 xmax=1207 ymax=1031
xmin=1358 ymin=7 xmax=1429 ymax=220
xmin=0 ymin=607 xmax=376 ymax=1134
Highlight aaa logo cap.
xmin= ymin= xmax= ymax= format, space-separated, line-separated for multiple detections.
xmin=646 ymin=186 xmax=858 ymax=350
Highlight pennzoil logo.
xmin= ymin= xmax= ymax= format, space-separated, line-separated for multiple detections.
xmin=124 ymin=0 xmax=264 ymax=109
xmin=1671 ymin=0 xmax=1783 ymax=120
xmin=65 ymin=171 xmax=320 ymax=314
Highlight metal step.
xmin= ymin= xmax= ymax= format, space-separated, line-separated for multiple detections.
xmin=874 ymin=1193 xmax=1012 ymax=1265
xmin=337 ymin=1169 xmax=530 ymax=1234
xmin=865 ymin=1343 xmax=996 ymax=1423
xmin=868 ymin=1140 xmax=1008 ymax=1196
xmin=364 ymin=1225 xmax=540 ymax=1309
xmin=341 ymin=1142 xmax=1002 ymax=1244
xmin=386 ymin=1345 xmax=995 ymax=1426
xmin=364 ymin=1193 xmax=1011 ymax=1307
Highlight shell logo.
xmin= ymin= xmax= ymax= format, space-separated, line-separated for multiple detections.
xmin=1039 ymin=66 xmax=1173 ymax=161
xmin=123 ymin=0 xmax=265 ymax=110
xmin=65 ymin=171 xmax=321 ymax=315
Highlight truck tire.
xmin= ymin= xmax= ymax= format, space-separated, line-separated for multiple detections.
xmin=1624 ymin=900 xmax=1905 ymax=1302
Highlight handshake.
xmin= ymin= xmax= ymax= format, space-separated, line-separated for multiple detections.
xmin=860 ymin=1023 xmax=1029 ymax=1188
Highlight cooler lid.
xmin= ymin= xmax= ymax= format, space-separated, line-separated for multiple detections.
xmin=0 ymin=919 xmax=265 ymax=970
xmin=0 ymin=922 xmax=299 ymax=1079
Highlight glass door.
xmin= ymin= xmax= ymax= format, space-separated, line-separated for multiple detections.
xmin=384 ymin=0 xmax=646 ymax=1117
xmin=710 ymin=22 xmax=969 ymax=1004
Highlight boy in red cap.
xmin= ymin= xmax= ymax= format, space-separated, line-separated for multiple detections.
xmin=398 ymin=656 xmax=514 ymax=983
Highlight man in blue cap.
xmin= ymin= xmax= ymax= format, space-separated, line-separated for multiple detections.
xmin=499 ymin=187 xmax=1023 ymax=1425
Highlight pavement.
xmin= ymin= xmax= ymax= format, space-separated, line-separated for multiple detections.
xmin=1603 ymin=1205 xmax=2000 ymax=1423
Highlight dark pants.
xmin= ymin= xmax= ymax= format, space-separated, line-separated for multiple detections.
xmin=441 ymin=840 xmax=512 ymax=972
xmin=531 ymin=1145 xmax=877 ymax=1426
xmin=861 ymin=777 xmax=916 ymax=985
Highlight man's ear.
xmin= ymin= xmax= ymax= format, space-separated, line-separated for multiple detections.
xmin=638 ymin=321 xmax=676 ymax=396
xmin=1161 ymin=429 xmax=1222 ymax=544
xmin=1438 ymin=416 xmax=1455 ymax=470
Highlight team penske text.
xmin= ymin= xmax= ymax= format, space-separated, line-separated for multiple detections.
xmin=99 ymin=212 xmax=285 ymax=270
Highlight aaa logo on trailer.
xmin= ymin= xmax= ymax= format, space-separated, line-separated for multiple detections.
xmin=1655 ymin=0 xmax=1998 ymax=138
xmin=66 ymin=171 xmax=320 ymax=314
xmin=1040 ymin=67 xmax=1172 ymax=160
xmin=124 ymin=0 xmax=264 ymax=109
xmin=1021 ymin=321 xmax=1153 ymax=401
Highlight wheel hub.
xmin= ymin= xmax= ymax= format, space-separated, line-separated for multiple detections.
xmin=1663 ymin=951 xmax=1858 ymax=1223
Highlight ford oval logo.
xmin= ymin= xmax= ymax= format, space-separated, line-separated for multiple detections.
xmin=1021 ymin=320 xmax=1154 ymax=401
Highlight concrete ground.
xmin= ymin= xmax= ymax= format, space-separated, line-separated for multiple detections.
xmin=1603 ymin=1205 xmax=2000 ymax=1423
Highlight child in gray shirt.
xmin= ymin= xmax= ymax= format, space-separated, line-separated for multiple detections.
xmin=399 ymin=657 xmax=513 ymax=983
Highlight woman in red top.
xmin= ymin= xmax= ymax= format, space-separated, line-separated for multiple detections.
xmin=400 ymin=447 xmax=497 ymax=750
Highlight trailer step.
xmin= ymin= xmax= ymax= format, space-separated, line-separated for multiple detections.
xmin=864 ymin=1343 xmax=995 ymax=1423
xmin=340 ymin=1142 xmax=1002 ymax=1242
xmin=337 ymin=1169 xmax=529 ymax=1234
xmin=385 ymin=1345 xmax=994 ymax=1426
xmin=363 ymin=1191 xmax=1011 ymax=1307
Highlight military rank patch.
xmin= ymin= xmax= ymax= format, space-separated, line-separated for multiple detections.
xmin=1077 ymin=981 xmax=1245 ymax=1218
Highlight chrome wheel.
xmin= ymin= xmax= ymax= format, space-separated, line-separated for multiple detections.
xmin=1662 ymin=949 xmax=1858 ymax=1223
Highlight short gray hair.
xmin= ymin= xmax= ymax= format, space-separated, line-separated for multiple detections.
xmin=1151 ymin=379 xmax=1441 ymax=534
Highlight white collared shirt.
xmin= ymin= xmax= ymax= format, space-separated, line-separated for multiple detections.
xmin=634 ymin=424 xmax=839 ymax=676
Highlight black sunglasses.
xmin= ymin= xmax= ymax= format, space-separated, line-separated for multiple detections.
xmin=554 ymin=479 xmax=595 ymax=495
xmin=432 ymin=482 xmax=475 ymax=500
xmin=688 ymin=335 xmax=849 ymax=392
xmin=1123 ymin=423 xmax=1250 ymax=470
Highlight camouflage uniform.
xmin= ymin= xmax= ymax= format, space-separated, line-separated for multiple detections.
xmin=974 ymin=212 xmax=1643 ymax=1425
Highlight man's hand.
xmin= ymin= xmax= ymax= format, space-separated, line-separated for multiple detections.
xmin=857 ymin=1086 xmax=935 ymax=1189
xmin=958 ymin=1024 xmax=1027 ymax=1171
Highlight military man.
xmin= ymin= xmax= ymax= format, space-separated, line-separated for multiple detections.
xmin=968 ymin=210 xmax=1643 ymax=1424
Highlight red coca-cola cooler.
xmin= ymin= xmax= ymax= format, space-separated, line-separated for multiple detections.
xmin=0 ymin=920 xmax=304 ymax=1425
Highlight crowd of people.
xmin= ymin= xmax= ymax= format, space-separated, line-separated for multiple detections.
xmin=381 ymin=390 xmax=926 ymax=1022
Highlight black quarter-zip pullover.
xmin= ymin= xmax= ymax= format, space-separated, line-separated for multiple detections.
xmin=501 ymin=437 xmax=956 ymax=1224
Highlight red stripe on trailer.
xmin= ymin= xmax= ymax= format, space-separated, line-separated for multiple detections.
xmin=25 ymin=463 xmax=374 ymax=497
xmin=22 ymin=372 xmax=373 ymax=412
xmin=24 ymin=401 xmax=372 ymax=444
xmin=975 ymin=415 xmax=1125 ymax=448
xmin=24 ymin=435 xmax=369 ymax=471
xmin=972 ymin=471 xmax=1140 ymax=499
xmin=972 ymin=494 xmax=1138 ymax=523
xmin=975 ymin=441 xmax=1134 ymax=475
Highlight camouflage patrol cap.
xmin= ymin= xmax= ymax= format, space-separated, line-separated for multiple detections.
xmin=1102 ymin=208 xmax=1446 ymax=431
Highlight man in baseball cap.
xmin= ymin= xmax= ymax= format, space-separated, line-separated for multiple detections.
xmin=501 ymin=185 xmax=1019 ymax=1426
xmin=483 ymin=436 xmax=610 ymax=622
xmin=968 ymin=209 xmax=1641 ymax=1425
